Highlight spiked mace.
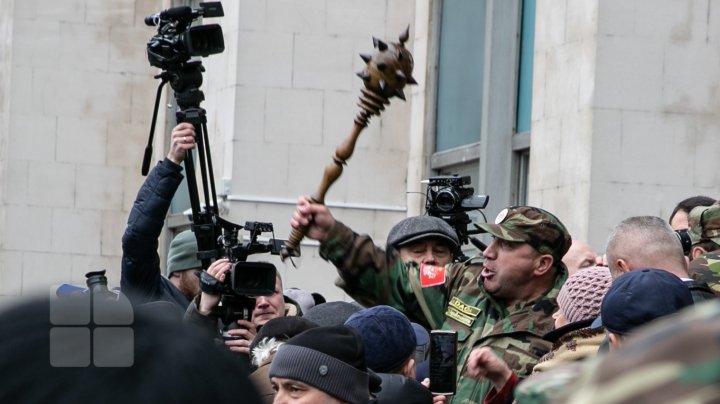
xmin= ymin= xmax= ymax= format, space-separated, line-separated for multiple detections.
xmin=280 ymin=27 xmax=417 ymax=260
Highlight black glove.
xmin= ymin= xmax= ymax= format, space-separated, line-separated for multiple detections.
xmin=197 ymin=270 xmax=226 ymax=295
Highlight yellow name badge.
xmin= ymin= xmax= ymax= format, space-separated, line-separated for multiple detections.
xmin=445 ymin=297 xmax=481 ymax=327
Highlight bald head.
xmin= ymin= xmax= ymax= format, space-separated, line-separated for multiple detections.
xmin=605 ymin=216 xmax=687 ymax=279
xmin=562 ymin=240 xmax=598 ymax=276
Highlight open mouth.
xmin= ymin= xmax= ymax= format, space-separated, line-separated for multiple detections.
xmin=481 ymin=267 xmax=495 ymax=280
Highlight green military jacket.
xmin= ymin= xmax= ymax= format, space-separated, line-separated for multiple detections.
xmin=689 ymin=250 xmax=720 ymax=295
xmin=320 ymin=222 xmax=566 ymax=403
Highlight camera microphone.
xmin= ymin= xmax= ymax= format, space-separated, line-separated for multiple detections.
xmin=144 ymin=6 xmax=193 ymax=26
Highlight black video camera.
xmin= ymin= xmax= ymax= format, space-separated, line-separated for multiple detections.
xmin=425 ymin=175 xmax=488 ymax=216
xmin=424 ymin=175 xmax=489 ymax=260
xmin=199 ymin=261 xmax=277 ymax=326
xmin=145 ymin=2 xmax=225 ymax=71
xmin=196 ymin=218 xmax=286 ymax=331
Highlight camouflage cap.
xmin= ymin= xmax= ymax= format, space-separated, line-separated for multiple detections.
xmin=687 ymin=203 xmax=720 ymax=245
xmin=474 ymin=206 xmax=572 ymax=264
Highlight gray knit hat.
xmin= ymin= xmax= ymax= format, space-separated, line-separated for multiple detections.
xmin=269 ymin=325 xmax=370 ymax=404
xmin=386 ymin=216 xmax=459 ymax=249
xmin=166 ymin=230 xmax=201 ymax=276
xmin=556 ymin=266 xmax=612 ymax=323
xmin=302 ymin=301 xmax=363 ymax=327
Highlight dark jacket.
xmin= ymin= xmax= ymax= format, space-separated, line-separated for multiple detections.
xmin=370 ymin=373 xmax=433 ymax=404
xmin=121 ymin=158 xmax=189 ymax=314
xmin=684 ymin=279 xmax=718 ymax=303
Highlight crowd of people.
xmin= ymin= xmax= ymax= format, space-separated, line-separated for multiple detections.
xmin=2 ymin=123 xmax=719 ymax=403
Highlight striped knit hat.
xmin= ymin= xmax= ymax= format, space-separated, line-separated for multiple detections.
xmin=557 ymin=266 xmax=612 ymax=323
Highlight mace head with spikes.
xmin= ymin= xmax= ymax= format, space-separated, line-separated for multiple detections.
xmin=356 ymin=26 xmax=417 ymax=101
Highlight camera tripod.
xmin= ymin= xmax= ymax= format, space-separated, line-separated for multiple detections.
xmin=142 ymin=61 xmax=221 ymax=270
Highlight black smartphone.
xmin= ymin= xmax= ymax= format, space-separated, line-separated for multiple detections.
xmin=429 ymin=330 xmax=458 ymax=395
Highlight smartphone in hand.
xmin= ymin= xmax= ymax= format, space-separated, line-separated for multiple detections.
xmin=429 ymin=330 xmax=458 ymax=395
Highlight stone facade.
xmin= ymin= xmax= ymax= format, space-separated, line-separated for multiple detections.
xmin=1 ymin=0 xmax=719 ymax=307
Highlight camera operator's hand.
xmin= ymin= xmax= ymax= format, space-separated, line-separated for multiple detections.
xmin=224 ymin=319 xmax=258 ymax=354
xmin=290 ymin=196 xmax=337 ymax=243
xmin=167 ymin=123 xmax=196 ymax=165
xmin=198 ymin=258 xmax=232 ymax=316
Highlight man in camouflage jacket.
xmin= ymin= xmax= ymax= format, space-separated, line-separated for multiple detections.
xmin=291 ymin=199 xmax=571 ymax=403
xmin=687 ymin=203 xmax=720 ymax=295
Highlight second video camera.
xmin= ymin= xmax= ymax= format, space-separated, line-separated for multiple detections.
xmin=425 ymin=175 xmax=488 ymax=216
xmin=145 ymin=2 xmax=225 ymax=70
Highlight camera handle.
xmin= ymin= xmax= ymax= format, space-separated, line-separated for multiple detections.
xmin=141 ymin=73 xmax=171 ymax=176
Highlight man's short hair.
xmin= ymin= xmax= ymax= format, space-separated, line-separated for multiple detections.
xmin=669 ymin=195 xmax=716 ymax=224
xmin=605 ymin=216 xmax=685 ymax=277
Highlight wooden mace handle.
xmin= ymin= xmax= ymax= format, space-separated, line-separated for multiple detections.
xmin=281 ymin=27 xmax=416 ymax=260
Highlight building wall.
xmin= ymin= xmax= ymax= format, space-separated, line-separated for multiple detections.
xmin=531 ymin=0 xmax=720 ymax=251
xmin=195 ymin=0 xmax=419 ymax=301
xmin=0 ymin=0 xmax=166 ymax=307
xmin=3 ymin=0 xmax=720 ymax=307
xmin=0 ymin=0 xmax=422 ymax=306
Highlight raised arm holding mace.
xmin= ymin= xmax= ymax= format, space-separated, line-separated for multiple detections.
xmin=280 ymin=27 xmax=417 ymax=260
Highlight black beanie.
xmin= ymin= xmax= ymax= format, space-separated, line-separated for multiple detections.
xmin=269 ymin=325 xmax=370 ymax=404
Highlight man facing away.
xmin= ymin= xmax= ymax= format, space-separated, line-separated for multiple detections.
xmin=121 ymin=123 xmax=202 ymax=315
xmin=605 ymin=215 xmax=716 ymax=302
xmin=290 ymin=199 xmax=570 ymax=403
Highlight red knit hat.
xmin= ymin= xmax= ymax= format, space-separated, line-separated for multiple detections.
xmin=557 ymin=266 xmax=612 ymax=323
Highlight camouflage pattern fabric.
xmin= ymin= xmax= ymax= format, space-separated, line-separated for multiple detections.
xmin=511 ymin=327 xmax=604 ymax=403
xmin=687 ymin=203 xmax=720 ymax=245
xmin=514 ymin=361 xmax=585 ymax=404
xmin=474 ymin=206 xmax=572 ymax=265
xmin=558 ymin=300 xmax=720 ymax=403
xmin=688 ymin=250 xmax=720 ymax=295
xmin=319 ymin=220 xmax=566 ymax=403
xmin=532 ymin=327 xmax=605 ymax=374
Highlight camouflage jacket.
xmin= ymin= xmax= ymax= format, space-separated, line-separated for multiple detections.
xmin=319 ymin=222 xmax=566 ymax=404
xmin=558 ymin=300 xmax=720 ymax=403
xmin=688 ymin=250 xmax=720 ymax=295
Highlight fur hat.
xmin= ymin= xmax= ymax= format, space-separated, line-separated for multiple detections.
xmin=249 ymin=316 xmax=319 ymax=366
xmin=269 ymin=325 xmax=370 ymax=404
xmin=557 ymin=266 xmax=612 ymax=323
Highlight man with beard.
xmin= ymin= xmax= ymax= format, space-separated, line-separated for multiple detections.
xmin=290 ymin=199 xmax=570 ymax=403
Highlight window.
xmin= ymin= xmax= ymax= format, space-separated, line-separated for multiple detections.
xmin=434 ymin=0 xmax=487 ymax=152
xmin=430 ymin=0 xmax=534 ymax=213
xmin=515 ymin=0 xmax=535 ymax=135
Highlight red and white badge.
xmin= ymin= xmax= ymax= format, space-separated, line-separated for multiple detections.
xmin=420 ymin=263 xmax=446 ymax=287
